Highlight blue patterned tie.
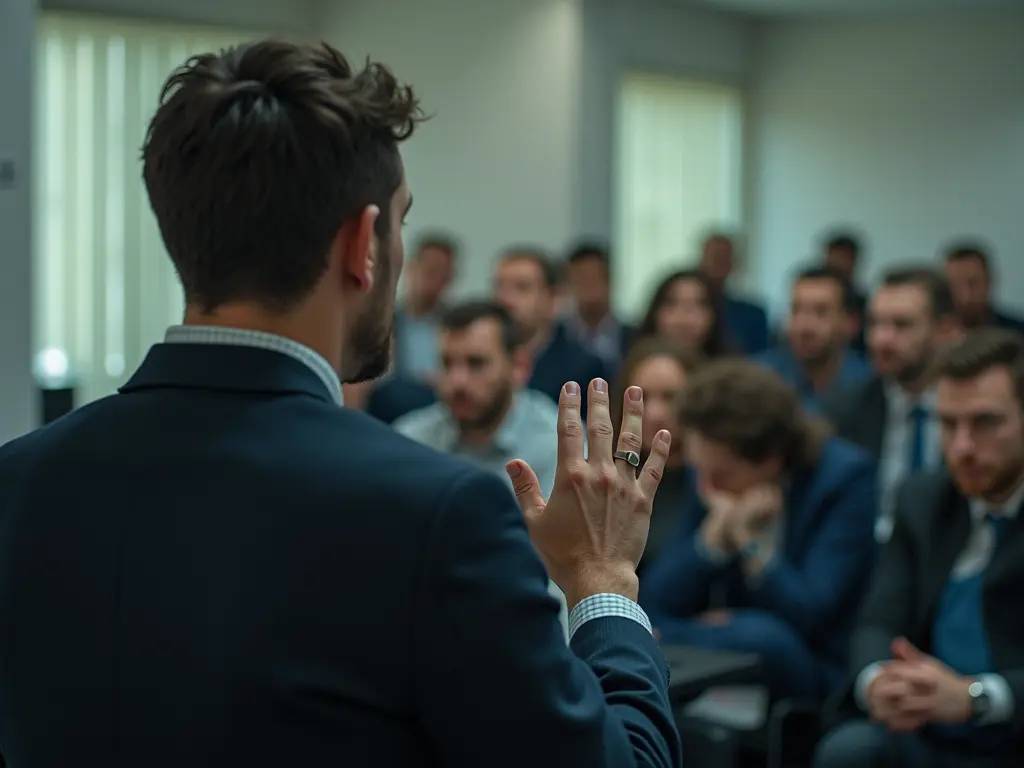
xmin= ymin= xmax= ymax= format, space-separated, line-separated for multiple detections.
xmin=908 ymin=404 xmax=928 ymax=471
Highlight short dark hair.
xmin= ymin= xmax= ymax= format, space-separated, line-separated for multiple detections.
xmin=143 ymin=40 xmax=424 ymax=313
xmin=500 ymin=248 xmax=560 ymax=289
xmin=945 ymin=241 xmax=992 ymax=275
xmin=825 ymin=231 xmax=862 ymax=259
xmin=440 ymin=300 xmax=522 ymax=354
xmin=880 ymin=267 xmax=955 ymax=318
xmin=677 ymin=359 xmax=830 ymax=469
xmin=566 ymin=242 xmax=609 ymax=269
xmin=794 ymin=266 xmax=857 ymax=312
xmin=415 ymin=233 xmax=459 ymax=261
xmin=931 ymin=328 xmax=1024 ymax=408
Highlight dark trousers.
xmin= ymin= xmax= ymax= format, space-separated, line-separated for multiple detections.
xmin=814 ymin=719 xmax=1014 ymax=768
xmin=658 ymin=608 xmax=835 ymax=699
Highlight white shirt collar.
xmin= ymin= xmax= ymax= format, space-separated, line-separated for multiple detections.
xmin=968 ymin=477 xmax=1024 ymax=521
xmin=884 ymin=381 xmax=937 ymax=416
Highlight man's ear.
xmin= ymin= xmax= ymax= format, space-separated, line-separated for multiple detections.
xmin=330 ymin=204 xmax=380 ymax=293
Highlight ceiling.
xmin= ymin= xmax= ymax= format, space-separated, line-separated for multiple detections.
xmin=677 ymin=0 xmax=1022 ymax=16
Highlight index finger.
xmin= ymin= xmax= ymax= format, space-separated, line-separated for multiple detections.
xmin=556 ymin=382 xmax=585 ymax=472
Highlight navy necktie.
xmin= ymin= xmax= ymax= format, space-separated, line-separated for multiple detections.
xmin=908 ymin=404 xmax=928 ymax=471
xmin=988 ymin=513 xmax=1009 ymax=544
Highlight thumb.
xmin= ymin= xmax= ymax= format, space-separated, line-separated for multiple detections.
xmin=892 ymin=637 xmax=923 ymax=662
xmin=505 ymin=460 xmax=546 ymax=522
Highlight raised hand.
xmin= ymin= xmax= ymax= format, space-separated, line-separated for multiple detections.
xmin=505 ymin=378 xmax=671 ymax=609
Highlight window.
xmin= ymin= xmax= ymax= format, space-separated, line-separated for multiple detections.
xmin=613 ymin=73 xmax=743 ymax=319
xmin=33 ymin=13 xmax=259 ymax=404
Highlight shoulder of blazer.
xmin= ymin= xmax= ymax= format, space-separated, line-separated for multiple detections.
xmin=822 ymin=375 xmax=884 ymax=424
xmin=893 ymin=470 xmax=954 ymax=530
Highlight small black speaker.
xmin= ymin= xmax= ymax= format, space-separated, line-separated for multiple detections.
xmin=39 ymin=386 xmax=75 ymax=425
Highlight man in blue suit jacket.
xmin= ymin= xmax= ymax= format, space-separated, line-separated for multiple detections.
xmin=0 ymin=41 xmax=679 ymax=768
xmin=699 ymin=232 xmax=770 ymax=354
xmin=641 ymin=360 xmax=877 ymax=700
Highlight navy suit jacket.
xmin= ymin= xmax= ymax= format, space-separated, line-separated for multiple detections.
xmin=722 ymin=295 xmax=770 ymax=355
xmin=0 ymin=343 xmax=679 ymax=768
xmin=530 ymin=325 xmax=608 ymax=412
xmin=640 ymin=438 xmax=877 ymax=672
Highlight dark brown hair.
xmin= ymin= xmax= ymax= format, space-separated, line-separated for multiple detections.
xmin=944 ymin=241 xmax=992 ymax=276
xmin=931 ymin=328 xmax=1024 ymax=407
xmin=611 ymin=337 xmax=703 ymax=430
xmin=142 ymin=40 xmax=425 ymax=312
xmin=676 ymin=358 xmax=830 ymax=468
xmin=637 ymin=269 xmax=733 ymax=358
xmin=880 ymin=266 xmax=955 ymax=319
xmin=441 ymin=300 xmax=521 ymax=354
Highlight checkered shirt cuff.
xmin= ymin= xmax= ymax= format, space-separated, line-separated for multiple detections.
xmin=567 ymin=593 xmax=653 ymax=640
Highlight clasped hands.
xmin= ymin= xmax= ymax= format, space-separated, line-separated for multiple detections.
xmin=866 ymin=637 xmax=974 ymax=732
xmin=700 ymin=483 xmax=782 ymax=555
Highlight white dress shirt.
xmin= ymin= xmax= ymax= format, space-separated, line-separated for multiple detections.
xmin=163 ymin=325 xmax=651 ymax=641
xmin=876 ymin=384 xmax=939 ymax=543
xmin=855 ymin=480 xmax=1024 ymax=724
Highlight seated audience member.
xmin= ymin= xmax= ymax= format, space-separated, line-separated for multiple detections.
xmin=611 ymin=338 xmax=701 ymax=575
xmin=755 ymin=267 xmax=871 ymax=410
xmin=637 ymin=269 xmax=733 ymax=359
xmin=640 ymin=360 xmax=877 ymax=700
xmin=822 ymin=231 xmax=869 ymax=353
xmin=562 ymin=243 xmax=635 ymax=378
xmin=392 ymin=234 xmax=457 ymax=381
xmin=823 ymin=268 xmax=960 ymax=542
xmin=392 ymin=300 xmax=567 ymax=633
xmin=943 ymin=242 xmax=1024 ymax=336
xmin=814 ymin=329 xmax=1024 ymax=768
xmin=494 ymin=248 xmax=606 ymax=411
xmin=699 ymin=232 xmax=770 ymax=354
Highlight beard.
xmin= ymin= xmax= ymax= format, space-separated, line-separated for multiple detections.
xmin=341 ymin=243 xmax=396 ymax=385
xmin=452 ymin=382 xmax=514 ymax=433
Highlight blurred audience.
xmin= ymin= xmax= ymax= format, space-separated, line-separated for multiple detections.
xmin=640 ymin=360 xmax=877 ymax=701
xmin=755 ymin=266 xmax=871 ymax=410
xmin=637 ymin=270 xmax=733 ymax=359
xmin=393 ymin=234 xmax=457 ymax=381
xmin=611 ymin=338 xmax=701 ymax=576
xmin=944 ymin=243 xmax=1024 ymax=336
xmin=822 ymin=231 xmax=868 ymax=352
xmin=815 ymin=329 xmax=1024 ymax=768
xmin=561 ymin=243 xmax=635 ymax=378
xmin=392 ymin=300 xmax=568 ymax=634
xmin=823 ymin=267 xmax=959 ymax=541
xmin=494 ymin=248 xmax=606 ymax=411
xmin=698 ymin=232 xmax=770 ymax=354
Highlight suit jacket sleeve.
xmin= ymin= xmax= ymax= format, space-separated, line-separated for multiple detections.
xmin=847 ymin=479 xmax=920 ymax=674
xmin=414 ymin=470 xmax=681 ymax=768
xmin=746 ymin=460 xmax=878 ymax=640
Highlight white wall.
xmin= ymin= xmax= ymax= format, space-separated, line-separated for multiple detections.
xmin=0 ymin=0 xmax=36 ymax=443
xmin=322 ymin=0 xmax=584 ymax=297
xmin=748 ymin=12 xmax=1024 ymax=317
xmin=578 ymin=0 xmax=754 ymax=243
xmin=322 ymin=0 xmax=754 ymax=297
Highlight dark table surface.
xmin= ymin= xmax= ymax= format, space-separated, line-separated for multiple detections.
xmin=663 ymin=645 xmax=761 ymax=703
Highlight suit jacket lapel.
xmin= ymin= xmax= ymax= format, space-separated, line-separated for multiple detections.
xmin=920 ymin=489 xmax=972 ymax=622
xmin=985 ymin=501 xmax=1024 ymax=588
xmin=861 ymin=378 xmax=888 ymax=458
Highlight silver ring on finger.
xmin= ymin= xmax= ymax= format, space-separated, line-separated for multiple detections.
xmin=613 ymin=449 xmax=641 ymax=468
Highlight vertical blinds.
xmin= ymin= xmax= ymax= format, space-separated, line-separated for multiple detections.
xmin=613 ymin=72 xmax=744 ymax=319
xmin=34 ymin=13 xmax=256 ymax=403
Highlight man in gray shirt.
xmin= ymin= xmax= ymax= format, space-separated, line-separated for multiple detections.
xmin=394 ymin=300 xmax=567 ymax=633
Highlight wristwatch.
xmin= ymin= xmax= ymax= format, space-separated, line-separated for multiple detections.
xmin=969 ymin=679 xmax=991 ymax=720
